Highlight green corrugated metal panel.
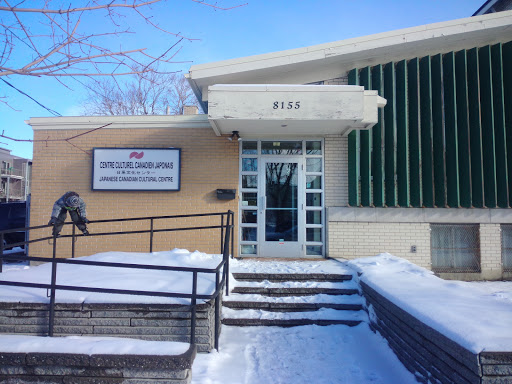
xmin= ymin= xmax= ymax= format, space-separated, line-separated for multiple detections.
xmin=419 ymin=56 xmax=434 ymax=207
xmin=467 ymin=48 xmax=485 ymax=208
xmin=408 ymin=58 xmax=422 ymax=207
xmin=371 ymin=65 xmax=385 ymax=207
xmin=491 ymin=43 xmax=509 ymax=208
xmin=479 ymin=45 xmax=497 ymax=208
xmin=443 ymin=52 xmax=460 ymax=208
xmin=455 ymin=50 xmax=472 ymax=208
xmin=504 ymin=42 xmax=512 ymax=205
xmin=359 ymin=67 xmax=372 ymax=206
xmin=431 ymin=54 xmax=447 ymax=207
xmin=346 ymin=42 xmax=510 ymax=209
xmin=384 ymin=62 xmax=397 ymax=207
xmin=348 ymin=68 xmax=360 ymax=207
xmin=396 ymin=60 xmax=410 ymax=207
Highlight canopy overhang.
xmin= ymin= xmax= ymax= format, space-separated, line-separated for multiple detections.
xmin=207 ymin=84 xmax=386 ymax=137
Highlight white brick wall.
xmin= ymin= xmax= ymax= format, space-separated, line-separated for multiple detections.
xmin=328 ymin=221 xmax=506 ymax=280
xmin=328 ymin=222 xmax=431 ymax=269
xmin=480 ymin=224 xmax=502 ymax=274
xmin=324 ymin=135 xmax=348 ymax=207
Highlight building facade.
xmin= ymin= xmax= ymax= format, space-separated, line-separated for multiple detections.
xmin=28 ymin=11 xmax=512 ymax=280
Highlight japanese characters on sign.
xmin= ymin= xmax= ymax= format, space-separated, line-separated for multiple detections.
xmin=92 ymin=148 xmax=181 ymax=191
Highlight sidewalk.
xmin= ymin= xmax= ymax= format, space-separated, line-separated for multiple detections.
xmin=192 ymin=324 xmax=418 ymax=384
xmin=192 ymin=258 xmax=418 ymax=384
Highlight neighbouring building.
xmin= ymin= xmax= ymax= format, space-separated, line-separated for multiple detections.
xmin=474 ymin=0 xmax=512 ymax=15
xmin=0 ymin=147 xmax=31 ymax=203
xmin=27 ymin=10 xmax=512 ymax=280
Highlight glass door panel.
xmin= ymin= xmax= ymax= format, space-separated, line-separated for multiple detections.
xmin=260 ymin=158 xmax=303 ymax=257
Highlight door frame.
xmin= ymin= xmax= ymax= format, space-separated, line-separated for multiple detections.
xmin=238 ymin=139 xmax=325 ymax=258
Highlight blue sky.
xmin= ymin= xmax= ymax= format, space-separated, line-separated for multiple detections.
xmin=1 ymin=0 xmax=485 ymax=159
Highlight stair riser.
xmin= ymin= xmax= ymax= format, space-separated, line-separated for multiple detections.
xmin=223 ymin=303 xmax=363 ymax=311
xmin=232 ymin=273 xmax=353 ymax=283
xmin=231 ymin=288 xmax=359 ymax=296
xmin=222 ymin=319 xmax=362 ymax=327
xmin=233 ymin=278 xmax=352 ymax=283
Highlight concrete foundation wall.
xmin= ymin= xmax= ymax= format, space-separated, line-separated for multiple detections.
xmin=0 ymin=346 xmax=196 ymax=384
xmin=0 ymin=301 xmax=219 ymax=353
xmin=362 ymin=281 xmax=512 ymax=384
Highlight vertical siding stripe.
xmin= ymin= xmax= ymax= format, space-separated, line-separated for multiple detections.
xmin=371 ymin=65 xmax=385 ymax=207
xmin=359 ymin=67 xmax=372 ymax=206
xmin=479 ymin=45 xmax=497 ymax=208
xmin=419 ymin=56 xmax=435 ymax=207
xmin=467 ymin=48 xmax=485 ymax=208
xmin=384 ymin=62 xmax=397 ymax=207
xmin=431 ymin=54 xmax=447 ymax=207
xmin=396 ymin=60 xmax=410 ymax=207
xmin=443 ymin=52 xmax=460 ymax=208
xmin=455 ymin=50 xmax=473 ymax=208
xmin=408 ymin=58 xmax=422 ymax=207
xmin=503 ymin=41 xmax=512 ymax=206
xmin=491 ymin=43 xmax=509 ymax=208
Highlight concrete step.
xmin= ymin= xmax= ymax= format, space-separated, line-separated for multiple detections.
xmin=230 ymin=287 xmax=359 ymax=296
xmin=232 ymin=273 xmax=353 ymax=282
xmin=223 ymin=271 xmax=365 ymax=328
xmin=221 ymin=306 xmax=368 ymax=327
xmin=221 ymin=318 xmax=362 ymax=327
xmin=223 ymin=301 xmax=363 ymax=312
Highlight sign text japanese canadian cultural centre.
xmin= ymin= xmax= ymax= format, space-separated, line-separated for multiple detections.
xmin=92 ymin=148 xmax=181 ymax=191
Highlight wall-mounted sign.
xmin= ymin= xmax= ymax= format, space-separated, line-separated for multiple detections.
xmin=92 ymin=148 xmax=181 ymax=191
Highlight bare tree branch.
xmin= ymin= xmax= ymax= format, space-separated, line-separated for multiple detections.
xmin=82 ymin=66 xmax=199 ymax=116
xmin=0 ymin=123 xmax=113 ymax=156
xmin=0 ymin=1 xmax=162 ymax=14
xmin=0 ymin=0 xmax=246 ymax=109
xmin=190 ymin=1 xmax=248 ymax=10
xmin=0 ymin=0 xmax=198 ymax=82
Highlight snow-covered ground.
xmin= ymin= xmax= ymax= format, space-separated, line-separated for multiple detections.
xmin=191 ymin=324 xmax=418 ymax=384
xmin=0 ymin=249 xmax=221 ymax=304
xmin=349 ymin=253 xmax=512 ymax=353
xmin=1 ymin=250 xmax=512 ymax=383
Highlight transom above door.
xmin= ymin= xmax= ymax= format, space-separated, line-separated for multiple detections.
xmin=239 ymin=140 xmax=324 ymax=258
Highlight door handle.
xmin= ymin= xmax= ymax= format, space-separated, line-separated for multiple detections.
xmin=260 ymin=196 xmax=266 ymax=213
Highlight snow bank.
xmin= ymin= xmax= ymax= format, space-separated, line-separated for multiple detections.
xmin=349 ymin=253 xmax=512 ymax=353
xmin=0 ymin=335 xmax=189 ymax=355
xmin=0 ymin=249 xmax=221 ymax=304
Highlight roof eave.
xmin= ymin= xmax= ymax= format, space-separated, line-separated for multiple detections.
xmin=187 ymin=11 xmax=512 ymax=88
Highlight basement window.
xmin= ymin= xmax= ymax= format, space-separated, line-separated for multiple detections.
xmin=431 ymin=224 xmax=481 ymax=273
xmin=502 ymin=225 xmax=512 ymax=272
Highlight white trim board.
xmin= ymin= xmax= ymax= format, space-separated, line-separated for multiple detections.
xmin=328 ymin=207 xmax=512 ymax=224
xmin=27 ymin=115 xmax=211 ymax=130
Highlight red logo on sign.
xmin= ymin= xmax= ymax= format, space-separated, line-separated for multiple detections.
xmin=129 ymin=151 xmax=144 ymax=159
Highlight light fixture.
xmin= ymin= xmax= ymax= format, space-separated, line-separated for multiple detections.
xmin=228 ymin=131 xmax=242 ymax=142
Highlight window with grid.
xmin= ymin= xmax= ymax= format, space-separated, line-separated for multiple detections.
xmin=431 ymin=224 xmax=480 ymax=273
xmin=502 ymin=225 xmax=512 ymax=272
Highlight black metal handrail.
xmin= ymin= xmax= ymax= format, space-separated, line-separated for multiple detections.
xmin=0 ymin=210 xmax=235 ymax=351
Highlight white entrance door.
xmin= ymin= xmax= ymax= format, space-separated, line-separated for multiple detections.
xmin=259 ymin=158 xmax=304 ymax=257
